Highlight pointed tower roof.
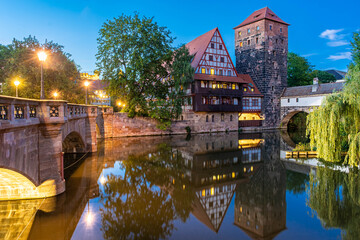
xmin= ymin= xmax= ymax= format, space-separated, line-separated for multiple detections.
xmin=185 ymin=28 xmax=218 ymax=69
xmin=234 ymin=7 xmax=289 ymax=29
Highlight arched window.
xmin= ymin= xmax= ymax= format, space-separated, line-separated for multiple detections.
xmin=181 ymin=115 xmax=184 ymax=121
xmin=206 ymin=115 xmax=209 ymax=122
xmin=221 ymin=113 xmax=224 ymax=122
xmin=212 ymin=115 xmax=215 ymax=122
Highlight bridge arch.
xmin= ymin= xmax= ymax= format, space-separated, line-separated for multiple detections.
xmin=62 ymin=131 xmax=86 ymax=154
xmin=0 ymin=167 xmax=59 ymax=200
xmin=280 ymin=109 xmax=310 ymax=129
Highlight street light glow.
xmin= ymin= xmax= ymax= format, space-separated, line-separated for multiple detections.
xmin=14 ymin=80 xmax=20 ymax=86
xmin=37 ymin=51 xmax=47 ymax=62
xmin=53 ymin=91 xmax=58 ymax=99
xmin=84 ymin=81 xmax=90 ymax=87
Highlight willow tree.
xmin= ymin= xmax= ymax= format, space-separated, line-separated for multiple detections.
xmin=307 ymin=31 xmax=360 ymax=166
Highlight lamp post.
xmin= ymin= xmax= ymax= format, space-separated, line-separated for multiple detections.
xmin=37 ymin=51 xmax=47 ymax=99
xmin=84 ymin=81 xmax=90 ymax=105
xmin=14 ymin=80 xmax=20 ymax=98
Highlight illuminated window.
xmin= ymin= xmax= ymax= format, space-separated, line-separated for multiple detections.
xmin=243 ymin=87 xmax=247 ymax=92
xmin=232 ymin=172 xmax=235 ymax=178
xmin=240 ymin=42 xmax=243 ymax=47
xmin=202 ymin=189 xmax=206 ymax=197
xmin=210 ymin=187 xmax=214 ymax=195
xmin=210 ymin=68 xmax=215 ymax=75
xmin=201 ymin=81 xmax=205 ymax=88
xmin=238 ymin=31 xmax=242 ymax=37
xmin=201 ymin=68 xmax=205 ymax=74
xmin=251 ymin=87 xmax=254 ymax=92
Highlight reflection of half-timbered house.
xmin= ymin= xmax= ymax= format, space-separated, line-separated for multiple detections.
xmin=181 ymin=28 xmax=263 ymax=131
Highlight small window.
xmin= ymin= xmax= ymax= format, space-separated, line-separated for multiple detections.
xmin=273 ymin=50 xmax=276 ymax=56
xmin=281 ymin=39 xmax=284 ymax=44
xmin=280 ymin=27 xmax=283 ymax=33
xmin=233 ymin=98 xmax=238 ymax=105
xmin=220 ymin=57 xmax=224 ymax=62
xmin=238 ymin=31 xmax=242 ymax=37
xmin=211 ymin=43 xmax=214 ymax=48
xmin=219 ymin=69 xmax=223 ymax=75
xmin=256 ymin=38 xmax=259 ymax=44
xmin=228 ymin=70 xmax=231 ymax=76
xmin=219 ymin=44 xmax=223 ymax=50
xmin=256 ymin=26 xmax=260 ymax=31
xmin=201 ymin=68 xmax=205 ymax=74
xmin=248 ymin=40 xmax=250 ymax=45
xmin=269 ymin=25 xmax=273 ymax=30
xmin=230 ymin=115 xmax=233 ymax=121
xmin=221 ymin=113 xmax=224 ymax=122
xmin=212 ymin=115 xmax=214 ymax=122
xmin=287 ymin=98 xmax=290 ymax=103
xmin=210 ymin=68 xmax=215 ymax=75
xmin=251 ymin=88 xmax=254 ymax=92
xmin=243 ymin=88 xmax=247 ymax=92
xmin=240 ymin=42 xmax=243 ymax=47
xmin=206 ymin=115 xmax=209 ymax=122
xmin=247 ymin=28 xmax=250 ymax=34
xmin=209 ymin=55 xmax=213 ymax=61
xmin=271 ymin=98 xmax=273 ymax=103
xmin=276 ymin=39 xmax=278 ymax=44
xmin=272 ymin=86 xmax=274 ymax=91
xmin=296 ymin=98 xmax=299 ymax=102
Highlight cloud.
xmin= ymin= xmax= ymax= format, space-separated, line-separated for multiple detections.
xmin=327 ymin=52 xmax=352 ymax=61
xmin=320 ymin=29 xmax=345 ymax=40
xmin=327 ymin=40 xmax=349 ymax=47
xmin=301 ymin=53 xmax=318 ymax=58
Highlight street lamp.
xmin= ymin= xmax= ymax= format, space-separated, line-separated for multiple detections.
xmin=37 ymin=51 xmax=47 ymax=99
xmin=84 ymin=81 xmax=90 ymax=105
xmin=14 ymin=80 xmax=20 ymax=97
xmin=53 ymin=91 xmax=59 ymax=100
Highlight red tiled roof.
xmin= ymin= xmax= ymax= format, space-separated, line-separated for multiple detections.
xmin=238 ymin=74 xmax=263 ymax=96
xmin=194 ymin=73 xmax=247 ymax=83
xmin=185 ymin=28 xmax=218 ymax=69
xmin=234 ymin=7 xmax=289 ymax=29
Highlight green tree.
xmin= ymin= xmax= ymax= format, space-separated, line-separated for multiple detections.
xmin=0 ymin=36 xmax=83 ymax=102
xmin=307 ymin=30 xmax=360 ymax=166
xmin=310 ymin=70 xmax=336 ymax=83
xmin=287 ymin=52 xmax=314 ymax=87
xmin=96 ymin=13 xmax=194 ymax=127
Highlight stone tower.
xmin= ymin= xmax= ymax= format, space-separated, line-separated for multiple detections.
xmin=234 ymin=7 xmax=289 ymax=127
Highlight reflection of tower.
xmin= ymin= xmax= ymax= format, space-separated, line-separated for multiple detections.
xmin=234 ymin=131 xmax=286 ymax=239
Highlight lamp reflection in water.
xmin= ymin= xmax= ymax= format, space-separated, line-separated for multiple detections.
xmin=99 ymin=175 xmax=106 ymax=185
xmin=85 ymin=201 xmax=94 ymax=227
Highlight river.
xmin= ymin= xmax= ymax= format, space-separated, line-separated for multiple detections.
xmin=1 ymin=130 xmax=359 ymax=240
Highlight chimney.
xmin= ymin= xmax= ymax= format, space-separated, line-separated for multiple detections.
xmin=312 ymin=77 xmax=319 ymax=92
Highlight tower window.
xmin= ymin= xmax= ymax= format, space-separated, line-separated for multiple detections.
xmin=281 ymin=39 xmax=284 ymax=44
xmin=280 ymin=27 xmax=283 ymax=33
xmin=206 ymin=115 xmax=209 ymax=122
xmin=256 ymin=26 xmax=260 ymax=31
xmin=209 ymin=55 xmax=213 ymax=61
xmin=212 ymin=115 xmax=215 ymax=122
xmin=220 ymin=57 xmax=224 ymax=62
xmin=230 ymin=115 xmax=233 ymax=121
xmin=269 ymin=25 xmax=273 ymax=31
xmin=211 ymin=43 xmax=214 ymax=48
xmin=247 ymin=28 xmax=250 ymax=34
xmin=276 ymin=39 xmax=278 ymax=44
xmin=256 ymin=38 xmax=259 ymax=44
xmin=219 ymin=44 xmax=223 ymax=50
xmin=238 ymin=31 xmax=242 ymax=37
xmin=272 ymin=86 xmax=274 ymax=91
xmin=247 ymin=40 xmax=250 ymax=45
xmin=240 ymin=42 xmax=243 ymax=47
xmin=221 ymin=113 xmax=224 ymax=122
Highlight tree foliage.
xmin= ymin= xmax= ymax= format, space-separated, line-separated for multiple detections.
xmin=287 ymin=52 xmax=314 ymax=86
xmin=0 ymin=36 xmax=83 ymax=102
xmin=310 ymin=70 xmax=336 ymax=83
xmin=307 ymin=30 xmax=360 ymax=166
xmin=96 ymin=13 xmax=194 ymax=127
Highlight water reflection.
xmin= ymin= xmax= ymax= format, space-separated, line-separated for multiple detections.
xmin=1 ymin=131 xmax=359 ymax=239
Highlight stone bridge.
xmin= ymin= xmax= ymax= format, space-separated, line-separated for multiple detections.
xmin=0 ymin=95 xmax=110 ymax=200
xmin=279 ymin=106 xmax=312 ymax=129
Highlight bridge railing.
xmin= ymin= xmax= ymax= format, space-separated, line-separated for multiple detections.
xmin=0 ymin=95 xmax=108 ymax=130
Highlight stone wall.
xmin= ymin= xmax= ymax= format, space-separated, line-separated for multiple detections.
xmin=102 ymin=111 xmax=239 ymax=138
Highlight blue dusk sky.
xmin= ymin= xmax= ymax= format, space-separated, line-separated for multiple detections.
xmin=1 ymin=0 xmax=358 ymax=73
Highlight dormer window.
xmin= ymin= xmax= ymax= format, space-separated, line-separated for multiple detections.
xmin=211 ymin=43 xmax=214 ymax=48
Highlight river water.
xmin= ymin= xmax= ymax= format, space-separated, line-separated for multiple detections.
xmin=1 ymin=130 xmax=359 ymax=240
